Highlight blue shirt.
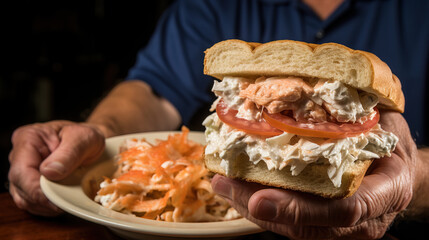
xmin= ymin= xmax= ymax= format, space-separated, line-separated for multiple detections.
xmin=127 ymin=0 xmax=429 ymax=145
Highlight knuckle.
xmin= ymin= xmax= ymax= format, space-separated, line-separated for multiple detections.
xmin=14 ymin=197 xmax=29 ymax=210
xmin=11 ymin=125 xmax=41 ymax=147
xmin=279 ymin=197 xmax=300 ymax=225
xmin=11 ymin=126 xmax=28 ymax=144
xmin=339 ymin=198 xmax=364 ymax=227
xmin=10 ymin=189 xmax=30 ymax=211
xmin=345 ymin=210 xmax=362 ymax=227
xmin=13 ymin=123 xmax=40 ymax=136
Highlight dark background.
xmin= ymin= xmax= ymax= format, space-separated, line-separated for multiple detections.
xmin=0 ymin=0 xmax=174 ymax=193
xmin=0 ymin=2 xmax=426 ymax=239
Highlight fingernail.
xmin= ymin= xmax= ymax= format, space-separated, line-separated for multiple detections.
xmin=43 ymin=162 xmax=65 ymax=175
xmin=212 ymin=177 xmax=232 ymax=200
xmin=254 ymin=198 xmax=277 ymax=220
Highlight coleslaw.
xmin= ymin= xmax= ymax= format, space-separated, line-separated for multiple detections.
xmin=94 ymin=127 xmax=240 ymax=222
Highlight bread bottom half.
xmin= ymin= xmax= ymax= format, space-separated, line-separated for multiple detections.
xmin=205 ymin=153 xmax=372 ymax=199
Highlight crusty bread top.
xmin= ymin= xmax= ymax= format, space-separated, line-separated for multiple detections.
xmin=204 ymin=39 xmax=405 ymax=112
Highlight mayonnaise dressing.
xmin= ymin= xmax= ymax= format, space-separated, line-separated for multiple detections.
xmin=205 ymin=76 xmax=397 ymax=187
xmin=203 ymin=113 xmax=398 ymax=187
xmin=314 ymin=80 xmax=378 ymax=123
xmin=213 ymin=77 xmax=378 ymax=124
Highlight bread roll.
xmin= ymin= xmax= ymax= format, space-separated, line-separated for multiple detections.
xmin=204 ymin=39 xmax=404 ymax=112
xmin=205 ymin=153 xmax=372 ymax=199
xmin=203 ymin=39 xmax=403 ymax=199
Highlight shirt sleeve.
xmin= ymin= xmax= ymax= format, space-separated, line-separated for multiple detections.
xmin=126 ymin=0 xmax=222 ymax=124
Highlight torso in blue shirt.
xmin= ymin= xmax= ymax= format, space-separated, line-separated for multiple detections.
xmin=127 ymin=0 xmax=429 ymax=145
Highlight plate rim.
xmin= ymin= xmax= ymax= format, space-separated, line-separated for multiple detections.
xmin=41 ymin=131 xmax=264 ymax=238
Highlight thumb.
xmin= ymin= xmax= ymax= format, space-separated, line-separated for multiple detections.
xmin=40 ymin=124 xmax=105 ymax=181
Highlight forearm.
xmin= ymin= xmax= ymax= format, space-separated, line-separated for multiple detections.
xmin=405 ymin=147 xmax=429 ymax=221
xmin=86 ymin=80 xmax=181 ymax=137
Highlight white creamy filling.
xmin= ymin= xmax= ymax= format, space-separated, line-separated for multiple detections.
xmin=212 ymin=77 xmax=378 ymax=123
xmin=212 ymin=77 xmax=261 ymax=121
xmin=314 ymin=80 xmax=378 ymax=123
xmin=203 ymin=113 xmax=398 ymax=187
xmin=212 ymin=76 xmax=249 ymax=111
xmin=207 ymin=76 xmax=397 ymax=187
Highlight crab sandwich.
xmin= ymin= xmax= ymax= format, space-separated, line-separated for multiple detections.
xmin=202 ymin=39 xmax=404 ymax=199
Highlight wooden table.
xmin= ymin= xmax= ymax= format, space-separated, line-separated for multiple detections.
xmin=0 ymin=192 xmax=282 ymax=240
xmin=0 ymin=192 xmax=121 ymax=240
xmin=0 ymin=191 xmax=419 ymax=240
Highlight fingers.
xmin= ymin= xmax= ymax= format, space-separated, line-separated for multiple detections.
xmin=211 ymin=112 xmax=415 ymax=239
xmin=212 ymin=174 xmax=362 ymax=227
xmin=40 ymin=124 xmax=105 ymax=180
xmin=357 ymin=154 xmax=413 ymax=219
xmin=211 ymin=174 xmax=265 ymax=205
xmin=8 ymin=128 xmax=63 ymax=216
xmin=212 ymin=170 xmax=404 ymax=224
xmin=249 ymin=187 xmax=367 ymax=227
xmin=9 ymin=182 xmax=62 ymax=217
xmin=212 ymin=149 xmax=412 ymax=228
xmin=211 ymin=174 xmax=270 ymax=224
xmin=213 ymin=174 xmax=400 ymax=239
xmin=8 ymin=121 xmax=105 ymax=216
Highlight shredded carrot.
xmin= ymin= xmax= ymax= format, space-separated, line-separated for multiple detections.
xmin=94 ymin=126 xmax=239 ymax=222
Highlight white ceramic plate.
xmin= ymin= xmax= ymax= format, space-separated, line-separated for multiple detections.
xmin=41 ymin=131 xmax=264 ymax=239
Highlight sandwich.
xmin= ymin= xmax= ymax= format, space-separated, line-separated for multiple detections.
xmin=202 ymin=39 xmax=404 ymax=199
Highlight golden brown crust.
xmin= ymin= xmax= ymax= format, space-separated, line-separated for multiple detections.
xmin=205 ymin=153 xmax=373 ymax=199
xmin=357 ymin=50 xmax=405 ymax=112
xmin=204 ymin=39 xmax=405 ymax=112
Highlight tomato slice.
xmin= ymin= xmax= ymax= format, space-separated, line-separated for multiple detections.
xmin=216 ymin=100 xmax=282 ymax=137
xmin=262 ymin=108 xmax=380 ymax=138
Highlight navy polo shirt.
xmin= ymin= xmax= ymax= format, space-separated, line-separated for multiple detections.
xmin=127 ymin=0 xmax=429 ymax=145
